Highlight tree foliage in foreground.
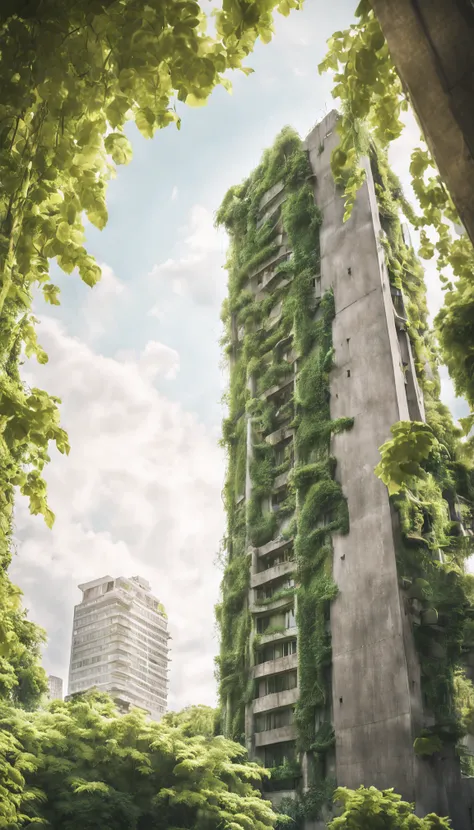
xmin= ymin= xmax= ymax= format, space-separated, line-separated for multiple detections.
xmin=0 ymin=0 xmax=302 ymax=711
xmin=328 ymin=787 xmax=451 ymax=830
xmin=318 ymin=0 xmax=474 ymax=425
xmin=0 ymin=692 xmax=277 ymax=829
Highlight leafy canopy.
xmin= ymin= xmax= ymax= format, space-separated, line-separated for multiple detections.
xmin=0 ymin=691 xmax=278 ymax=829
xmin=328 ymin=786 xmax=451 ymax=830
xmin=0 ymin=0 xmax=303 ymax=716
xmin=375 ymin=421 xmax=438 ymax=496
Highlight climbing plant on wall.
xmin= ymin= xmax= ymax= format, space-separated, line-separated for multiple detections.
xmin=216 ymin=127 xmax=352 ymax=820
xmin=366 ymin=143 xmax=474 ymax=755
xmin=318 ymin=0 xmax=474 ymax=422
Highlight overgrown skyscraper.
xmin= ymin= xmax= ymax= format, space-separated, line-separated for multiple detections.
xmin=216 ymin=111 xmax=474 ymax=828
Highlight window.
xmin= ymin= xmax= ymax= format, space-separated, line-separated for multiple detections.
xmin=256 ymin=616 xmax=271 ymax=634
xmin=285 ymin=609 xmax=296 ymax=629
xmin=258 ymin=639 xmax=297 ymax=664
xmin=255 ymin=707 xmax=294 ymax=733
xmin=264 ymin=741 xmax=295 ymax=768
xmin=262 ymin=670 xmax=297 ymax=696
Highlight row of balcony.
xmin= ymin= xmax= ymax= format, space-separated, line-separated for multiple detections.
xmin=247 ymin=180 xmax=299 ymax=767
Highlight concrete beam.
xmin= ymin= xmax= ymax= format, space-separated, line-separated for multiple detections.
xmin=255 ymin=724 xmax=297 ymax=746
xmin=251 ymin=560 xmax=295 ymax=589
xmin=253 ymin=687 xmax=299 ymax=715
xmin=371 ymin=0 xmax=474 ymax=246
xmin=252 ymin=652 xmax=298 ymax=679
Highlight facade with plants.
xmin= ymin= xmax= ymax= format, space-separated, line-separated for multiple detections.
xmin=215 ymin=111 xmax=474 ymax=828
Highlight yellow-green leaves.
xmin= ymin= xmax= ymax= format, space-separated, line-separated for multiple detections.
xmin=375 ymin=421 xmax=438 ymax=496
xmin=0 ymin=693 xmax=278 ymax=829
xmin=320 ymin=10 xmax=474 ymax=412
xmin=104 ymin=133 xmax=133 ymax=165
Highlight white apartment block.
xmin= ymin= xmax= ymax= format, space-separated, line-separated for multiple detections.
xmin=68 ymin=575 xmax=169 ymax=720
xmin=47 ymin=675 xmax=63 ymax=701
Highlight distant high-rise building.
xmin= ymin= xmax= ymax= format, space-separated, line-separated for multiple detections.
xmin=47 ymin=675 xmax=63 ymax=701
xmin=68 ymin=575 xmax=169 ymax=720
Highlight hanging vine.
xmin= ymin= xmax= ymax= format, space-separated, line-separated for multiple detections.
xmin=216 ymin=127 xmax=352 ymax=821
xmin=318 ymin=0 xmax=474 ymax=427
xmin=367 ymin=143 xmax=474 ymax=755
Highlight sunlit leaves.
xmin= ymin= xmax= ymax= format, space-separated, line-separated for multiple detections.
xmin=0 ymin=693 xmax=277 ymax=829
xmin=0 ymin=0 xmax=305 ymax=539
xmin=375 ymin=421 xmax=438 ymax=496
xmin=320 ymin=8 xmax=474 ymax=413
xmin=104 ymin=133 xmax=133 ymax=165
xmin=328 ymin=785 xmax=450 ymax=829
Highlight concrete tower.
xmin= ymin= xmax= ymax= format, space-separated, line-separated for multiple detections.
xmin=217 ymin=111 xmax=474 ymax=828
xmin=68 ymin=574 xmax=169 ymax=720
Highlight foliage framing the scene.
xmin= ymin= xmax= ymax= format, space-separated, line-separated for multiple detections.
xmin=0 ymin=691 xmax=279 ymax=829
xmin=0 ymin=0 xmax=304 ymax=718
xmin=318 ymin=0 xmax=474 ymax=425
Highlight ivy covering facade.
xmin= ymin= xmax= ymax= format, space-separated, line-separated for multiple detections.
xmin=215 ymin=128 xmax=352 ymax=823
xmin=368 ymin=143 xmax=474 ymax=763
xmin=216 ymin=118 xmax=474 ymax=826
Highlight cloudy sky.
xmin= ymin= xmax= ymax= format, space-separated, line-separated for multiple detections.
xmin=11 ymin=0 xmax=469 ymax=712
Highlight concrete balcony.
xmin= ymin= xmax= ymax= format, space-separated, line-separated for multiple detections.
xmin=249 ymin=246 xmax=291 ymax=284
xmin=261 ymin=376 xmax=293 ymax=402
xmin=254 ymin=537 xmax=293 ymax=559
xmin=256 ymin=267 xmax=292 ymax=300
xmin=255 ymin=724 xmax=297 ymax=747
xmin=259 ymin=180 xmax=285 ymax=213
xmin=265 ymin=426 xmax=293 ymax=447
xmin=252 ymin=651 xmax=298 ymax=679
xmin=260 ymin=626 xmax=298 ymax=647
xmin=257 ymin=181 xmax=286 ymax=228
xmin=273 ymin=470 xmax=290 ymax=492
xmin=251 ymin=560 xmax=295 ymax=589
xmin=250 ymin=592 xmax=294 ymax=616
xmin=253 ymin=687 xmax=299 ymax=715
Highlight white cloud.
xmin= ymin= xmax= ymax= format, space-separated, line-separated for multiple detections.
xmin=171 ymin=186 xmax=179 ymax=201
xmin=81 ymin=263 xmax=127 ymax=342
xmin=149 ymin=204 xmax=227 ymax=305
xmin=12 ymin=316 xmax=225 ymax=711
xmin=140 ymin=340 xmax=180 ymax=380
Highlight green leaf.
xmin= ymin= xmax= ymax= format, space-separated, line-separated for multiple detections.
xmin=459 ymin=415 xmax=474 ymax=437
xmin=104 ymin=132 xmax=133 ymax=165
xmin=135 ymin=107 xmax=155 ymax=139
xmin=56 ymin=222 xmax=70 ymax=243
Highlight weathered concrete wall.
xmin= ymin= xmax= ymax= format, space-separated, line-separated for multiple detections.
xmin=306 ymin=109 xmax=417 ymax=798
xmin=304 ymin=111 xmax=472 ymax=824
xmin=371 ymin=0 xmax=474 ymax=248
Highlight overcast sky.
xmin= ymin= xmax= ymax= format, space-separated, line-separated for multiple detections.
xmin=10 ymin=0 xmax=469 ymax=712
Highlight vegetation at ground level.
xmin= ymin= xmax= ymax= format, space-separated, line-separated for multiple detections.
xmin=328 ymin=786 xmax=451 ymax=830
xmin=0 ymin=692 xmax=277 ymax=829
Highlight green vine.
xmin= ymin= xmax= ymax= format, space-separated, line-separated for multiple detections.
xmin=217 ymin=127 xmax=352 ymax=821
xmin=318 ymin=0 xmax=474 ymax=425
